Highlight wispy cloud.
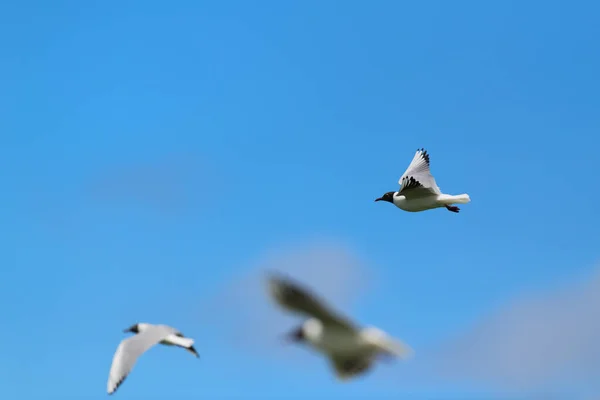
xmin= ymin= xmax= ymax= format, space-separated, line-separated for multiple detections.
xmin=432 ymin=265 xmax=600 ymax=395
xmin=197 ymin=238 xmax=373 ymax=361
xmin=85 ymin=152 xmax=215 ymax=214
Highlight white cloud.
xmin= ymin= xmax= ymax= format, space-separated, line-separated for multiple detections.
xmin=433 ymin=266 xmax=600 ymax=394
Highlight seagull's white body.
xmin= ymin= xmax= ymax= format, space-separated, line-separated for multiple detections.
xmin=393 ymin=192 xmax=469 ymax=212
xmin=107 ymin=323 xmax=198 ymax=395
xmin=267 ymin=275 xmax=413 ymax=380
xmin=385 ymin=148 xmax=470 ymax=212
xmin=300 ymin=318 xmax=410 ymax=379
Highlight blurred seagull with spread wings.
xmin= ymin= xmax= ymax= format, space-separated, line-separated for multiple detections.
xmin=266 ymin=273 xmax=413 ymax=381
xmin=107 ymin=323 xmax=199 ymax=395
xmin=375 ymin=148 xmax=470 ymax=213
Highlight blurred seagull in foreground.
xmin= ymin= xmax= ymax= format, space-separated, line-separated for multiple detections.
xmin=107 ymin=323 xmax=199 ymax=395
xmin=266 ymin=273 xmax=413 ymax=381
xmin=375 ymin=148 xmax=470 ymax=213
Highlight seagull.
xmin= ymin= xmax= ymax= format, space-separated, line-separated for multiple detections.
xmin=107 ymin=323 xmax=199 ymax=395
xmin=266 ymin=273 xmax=413 ymax=381
xmin=375 ymin=148 xmax=470 ymax=213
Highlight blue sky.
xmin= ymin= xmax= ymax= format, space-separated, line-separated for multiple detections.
xmin=1 ymin=0 xmax=599 ymax=398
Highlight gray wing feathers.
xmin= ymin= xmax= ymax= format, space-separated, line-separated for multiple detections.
xmin=397 ymin=149 xmax=441 ymax=196
xmin=107 ymin=325 xmax=176 ymax=394
xmin=267 ymin=274 xmax=357 ymax=331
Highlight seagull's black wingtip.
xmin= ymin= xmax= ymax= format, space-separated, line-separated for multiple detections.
xmin=418 ymin=148 xmax=430 ymax=164
xmin=189 ymin=345 xmax=200 ymax=358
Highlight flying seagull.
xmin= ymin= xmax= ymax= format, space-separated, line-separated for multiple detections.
xmin=266 ymin=273 xmax=413 ymax=381
xmin=375 ymin=148 xmax=470 ymax=213
xmin=107 ymin=323 xmax=199 ymax=395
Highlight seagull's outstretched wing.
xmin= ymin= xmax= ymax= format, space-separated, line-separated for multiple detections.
xmin=107 ymin=325 xmax=177 ymax=395
xmin=397 ymin=148 xmax=441 ymax=197
xmin=266 ymin=273 xmax=357 ymax=331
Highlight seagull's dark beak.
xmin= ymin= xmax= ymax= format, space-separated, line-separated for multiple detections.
xmin=123 ymin=324 xmax=140 ymax=334
xmin=375 ymin=197 xmax=383 ymax=202
xmin=282 ymin=327 xmax=304 ymax=344
xmin=123 ymin=324 xmax=137 ymax=333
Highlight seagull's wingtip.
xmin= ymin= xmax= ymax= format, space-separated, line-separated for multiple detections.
xmin=187 ymin=345 xmax=200 ymax=358
xmin=264 ymin=269 xmax=283 ymax=281
xmin=265 ymin=270 xmax=294 ymax=289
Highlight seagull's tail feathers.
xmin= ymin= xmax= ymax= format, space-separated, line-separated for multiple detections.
xmin=439 ymin=193 xmax=470 ymax=205
xmin=168 ymin=335 xmax=195 ymax=347
xmin=360 ymin=327 xmax=414 ymax=360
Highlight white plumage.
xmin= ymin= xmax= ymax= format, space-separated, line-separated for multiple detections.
xmin=266 ymin=273 xmax=413 ymax=380
xmin=376 ymin=148 xmax=471 ymax=213
xmin=107 ymin=323 xmax=199 ymax=395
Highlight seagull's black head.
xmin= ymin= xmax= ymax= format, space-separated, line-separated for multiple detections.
xmin=375 ymin=192 xmax=395 ymax=204
xmin=283 ymin=325 xmax=306 ymax=344
xmin=123 ymin=323 xmax=140 ymax=334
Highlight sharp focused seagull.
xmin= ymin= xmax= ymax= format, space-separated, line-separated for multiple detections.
xmin=266 ymin=273 xmax=413 ymax=381
xmin=375 ymin=148 xmax=471 ymax=213
xmin=107 ymin=323 xmax=199 ymax=395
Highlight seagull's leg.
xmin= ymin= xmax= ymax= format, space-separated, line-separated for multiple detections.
xmin=342 ymin=358 xmax=369 ymax=374
xmin=445 ymin=205 xmax=460 ymax=213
